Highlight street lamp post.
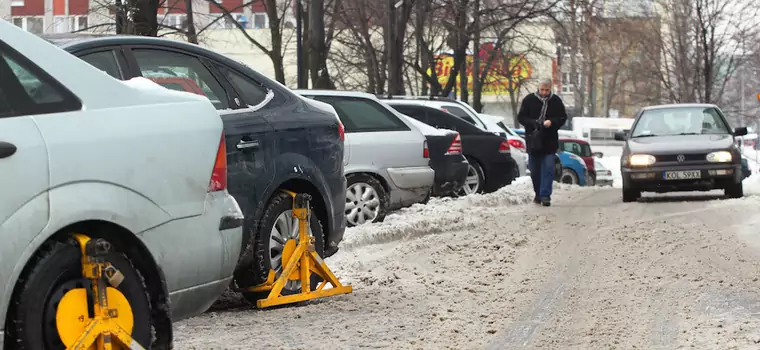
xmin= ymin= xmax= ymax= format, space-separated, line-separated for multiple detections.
xmin=295 ymin=0 xmax=304 ymax=89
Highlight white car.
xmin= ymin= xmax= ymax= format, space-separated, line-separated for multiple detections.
xmin=478 ymin=113 xmax=529 ymax=177
xmin=0 ymin=20 xmax=244 ymax=347
xmin=594 ymin=159 xmax=614 ymax=186
xmin=296 ymin=90 xmax=435 ymax=227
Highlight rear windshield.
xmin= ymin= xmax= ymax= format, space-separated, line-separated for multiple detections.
xmin=561 ymin=141 xmax=592 ymax=157
xmin=308 ymin=95 xmax=409 ymax=133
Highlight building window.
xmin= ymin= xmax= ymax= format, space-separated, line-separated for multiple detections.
xmin=212 ymin=13 xmax=248 ymax=29
xmin=71 ymin=16 xmax=88 ymax=32
xmin=159 ymin=14 xmax=187 ymax=29
xmin=12 ymin=17 xmax=44 ymax=34
xmin=11 ymin=0 xmax=23 ymax=6
xmin=561 ymin=72 xmax=582 ymax=93
xmin=51 ymin=16 xmax=88 ymax=33
xmin=252 ymin=13 xmax=267 ymax=29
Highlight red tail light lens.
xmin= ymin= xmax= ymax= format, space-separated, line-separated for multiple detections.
xmin=446 ymin=133 xmax=462 ymax=155
xmin=498 ymin=140 xmax=510 ymax=154
xmin=508 ymin=139 xmax=525 ymax=151
xmin=208 ymin=134 xmax=228 ymax=192
xmin=338 ymin=121 xmax=345 ymax=141
xmin=423 ymin=140 xmax=429 ymax=158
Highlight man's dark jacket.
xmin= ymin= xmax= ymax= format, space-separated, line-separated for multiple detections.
xmin=517 ymin=92 xmax=568 ymax=155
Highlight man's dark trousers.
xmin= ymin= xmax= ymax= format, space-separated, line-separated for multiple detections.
xmin=528 ymin=152 xmax=554 ymax=200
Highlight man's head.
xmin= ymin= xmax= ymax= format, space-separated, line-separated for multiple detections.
xmin=538 ymin=78 xmax=553 ymax=97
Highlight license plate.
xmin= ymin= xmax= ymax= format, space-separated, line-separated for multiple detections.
xmin=663 ymin=170 xmax=701 ymax=180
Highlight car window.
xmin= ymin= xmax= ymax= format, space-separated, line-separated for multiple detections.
xmin=310 ymin=96 xmax=409 ymax=133
xmin=560 ymin=141 xmax=592 ymax=157
xmin=427 ymin=108 xmax=483 ymax=134
xmin=131 ymin=49 xmax=229 ymax=109
xmin=389 ymin=105 xmax=428 ymax=124
xmin=0 ymin=46 xmax=80 ymax=117
xmin=440 ymin=105 xmax=475 ymax=123
xmin=78 ymin=50 xmax=122 ymax=79
xmin=631 ymin=106 xmax=731 ymax=137
xmin=225 ymin=69 xmax=269 ymax=107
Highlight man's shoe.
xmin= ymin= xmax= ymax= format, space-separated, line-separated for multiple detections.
xmin=541 ymin=198 xmax=551 ymax=207
xmin=533 ymin=196 xmax=541 ymax=204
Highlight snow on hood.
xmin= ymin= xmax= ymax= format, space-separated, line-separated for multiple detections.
xmin=401 ymin=114 xmax=455 ymax=136
xmin=338 ymin=177 xmax=598 ymax=250
xmin=121 ymin=77 xmax=208 ymax=102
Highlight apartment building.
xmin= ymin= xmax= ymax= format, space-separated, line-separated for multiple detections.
xmin=2 ymin=0 xmax=273 ymax=35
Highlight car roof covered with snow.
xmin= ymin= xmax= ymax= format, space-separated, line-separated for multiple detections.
xmin=292 ymin=90 xmax=378 ymax=99
xmin=640 ymin=103 xmax=720 ymax=111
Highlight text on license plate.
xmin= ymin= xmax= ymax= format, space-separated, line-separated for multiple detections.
xmin=664 ymin=170 xmax=701 ymax=180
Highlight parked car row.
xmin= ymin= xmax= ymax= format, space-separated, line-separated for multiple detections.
xmin=0 ymin=28 xmax=529 ymax=347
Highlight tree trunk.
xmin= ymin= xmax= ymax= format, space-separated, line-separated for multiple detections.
xmin=471 ymin=0 xmax=482 ymax=112
xmin=308 ymin=0 xmax=333 ymax=89
xmin=129 ymin=0 xmax=158 ymax=36
xmin=184 ymin=0 xmax=198 ymax=44
xmin=264 ymin=0 xmax=285 ymax=84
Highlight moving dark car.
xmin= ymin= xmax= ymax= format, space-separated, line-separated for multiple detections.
xmin=386 ymin=102 xmax=517 ymax=194
xmin=43 ymin=33 xmax=347 ymax=300
xmin=615 ymin=103 xmax=747 ymax=202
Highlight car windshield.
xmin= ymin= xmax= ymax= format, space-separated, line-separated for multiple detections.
xmin=630 ymin=106 xmax=730 ymax=138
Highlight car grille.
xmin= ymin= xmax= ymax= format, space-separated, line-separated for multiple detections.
xmin=655 ymin=153 xmax=707 ymax=162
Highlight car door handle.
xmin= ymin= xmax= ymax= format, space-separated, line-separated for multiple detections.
xmin=0 ymin=141 xmax=17 ymax=159
xmin=236 ymin=139 xmax=260 ymax=150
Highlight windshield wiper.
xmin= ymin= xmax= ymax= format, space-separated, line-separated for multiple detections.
xmin=675 ymin=132 xmax=700 ymax=136
xmin=631 ymin=134 xmax=658 ymax=138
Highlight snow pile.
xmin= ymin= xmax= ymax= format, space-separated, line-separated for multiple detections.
xmin=401 ymin=114 xmax=455 ymax=136
xmin=743 ymin=174 xmax=760 ymax=195
xmin=339 ymin=179 xmax=593 ymax=251
xmin=121 ymin=77 xmax=208 ymax=102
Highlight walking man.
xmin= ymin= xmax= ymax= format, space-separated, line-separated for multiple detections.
xmin=517 ymin=78 xmax=568 ymax=207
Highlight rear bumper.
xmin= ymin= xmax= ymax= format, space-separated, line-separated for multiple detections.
xmin=386 ymin=166 xmax=435 ymax=189
xmin=432 ymin=156 xmax=469 ymax=195
xmin=483 ymin=154 xmax=517 ymax=193
xmin=142 ymin=191 xmax=244 ymax=321
xmin=622 ymin=163 xmax=742 ymax=192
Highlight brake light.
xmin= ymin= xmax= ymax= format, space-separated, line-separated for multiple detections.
xmin=338 ymin=121 xmax=345 ymax=141
xmin=423 ymin=140 xmax=429 ymax=158
xmin=499 ymin=140 xmax=510 ymax=153
xmin=446 ymin=133 xmax=462 ymax=155
xmin=508 ymin=139 xmax=525 ymax=151
xmin=208 ymin=134 xmax=227 ymax=192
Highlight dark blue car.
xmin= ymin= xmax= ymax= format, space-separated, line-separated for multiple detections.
xmin=43 ymin=33 xmax=346 ymax=301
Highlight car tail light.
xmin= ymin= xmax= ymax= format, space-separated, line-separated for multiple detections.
xmin=423 ymin=140 xmax=429 ymax=158
xmin=338 ymin=121 xmax=345 ymax=141
xmin=445 ymin=133 xmax=462 ymax=155
xmin=508 ymin=139 xmax=525 ymax=151
xmin=208 ymin=134 xmax=228 ymax=192
xmin=499 ymin=140 xmax=510 ymax=154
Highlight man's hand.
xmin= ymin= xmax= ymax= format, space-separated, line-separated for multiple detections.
xmin=543 ymin=120 xmax=552 ymax=128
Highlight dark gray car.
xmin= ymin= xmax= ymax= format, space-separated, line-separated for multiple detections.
xmin=614 ymin=103 xmax=748 ymax=202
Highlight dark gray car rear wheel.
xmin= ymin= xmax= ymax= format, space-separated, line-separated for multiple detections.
xmin=725 ymin=181 xmax=744 ymax=198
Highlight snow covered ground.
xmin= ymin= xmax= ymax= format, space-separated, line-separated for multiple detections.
xmin=173 ymin=176 xmax=760 ymax=349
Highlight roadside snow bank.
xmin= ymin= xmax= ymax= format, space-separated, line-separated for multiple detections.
xmin=743 ymin=174 xmax=760 ymax=195
xmin=339 ymin=179 xmax=594 ymax=250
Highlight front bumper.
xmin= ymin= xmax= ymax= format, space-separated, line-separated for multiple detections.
xmin=622 ymin=163 xmax=742 ymax=192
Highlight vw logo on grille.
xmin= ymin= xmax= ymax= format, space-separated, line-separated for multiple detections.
xmin=677 ymin=154 xmax=685 ymax=163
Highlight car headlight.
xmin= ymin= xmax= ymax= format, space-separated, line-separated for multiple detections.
xmin=629 ymin=154 xmax=656 ymax=166
xmin=706 ymin=151 xmax=732 ymax=162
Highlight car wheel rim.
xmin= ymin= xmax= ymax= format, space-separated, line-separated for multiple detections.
xmin=269 ymin=210 xmax=310 ymax=291
xmin=44 ymin=278 xmax=90 ymax=348
xmin=561 ymin=171 xmax=577 ymax=184
xmin=345 ymin=182 xmax=381 ymax=226
xmin=460 ymin=164 xmax=480 ymax=195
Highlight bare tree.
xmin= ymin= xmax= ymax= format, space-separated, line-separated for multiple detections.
xmin=640 ymin=0 xmax=760 ymax=104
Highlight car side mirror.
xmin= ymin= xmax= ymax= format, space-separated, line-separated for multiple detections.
xmin=593 ymin=152 xmax=603 ymax=158
xmin=734 ymin=127 xmax=748 ymax=136
xmin=614 ymin=131 xmax=627 ymax=141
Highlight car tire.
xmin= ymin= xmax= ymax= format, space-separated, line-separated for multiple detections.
xmin=7 ymin=239 xmax=152 ymax=350
xmin=345 ymin=173 xmax=388 ymax=227
xmin=560 ymin=168 xmax=579 ymax=185
xmin=511 ymin=162 xmax=520 ymax=183
xmin=725 ymin=181 xmax=744 ymax=198
xmin=622 ymin=187 xmax=641 ymax=203
xmin=554 ymin=156 xmax=562 ymax=182
xmin=237 ymin=191 xmax=325 ymax=304
xmin=459 ymin=157 xmax=485 ymax=195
